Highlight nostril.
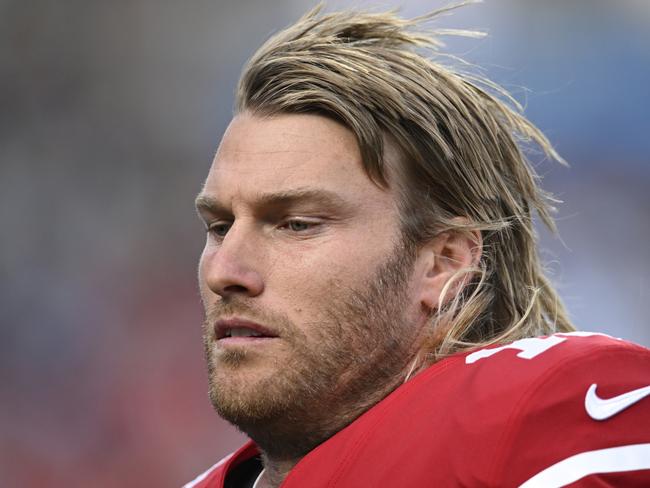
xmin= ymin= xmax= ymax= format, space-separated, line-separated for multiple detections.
xmin=223 ymin=284 xmax=249 ymax=294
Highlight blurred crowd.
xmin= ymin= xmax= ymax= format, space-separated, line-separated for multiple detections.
xmin=1 ymin=1 xmax=648 ymax=486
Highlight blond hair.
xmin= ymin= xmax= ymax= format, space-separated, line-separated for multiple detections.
xmin=235 ymin=3 xmax=575 ymax=360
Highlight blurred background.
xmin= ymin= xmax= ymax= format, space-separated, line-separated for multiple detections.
xmin=1 ymin=0 xmax=648 ymax=486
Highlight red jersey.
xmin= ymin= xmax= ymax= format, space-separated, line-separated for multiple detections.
xmin=185 ymin=332 xmax=650 ymax=487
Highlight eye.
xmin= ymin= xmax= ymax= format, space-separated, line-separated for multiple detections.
xmin=286 ymin=220 xmax=312 ymax=232
xmin=279 ymin=218 xmax=321 ymax=234
xmin=207 ymin=221 xmax=231 ymax=238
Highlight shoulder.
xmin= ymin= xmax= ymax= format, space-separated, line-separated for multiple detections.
xmin=457 ymin=332 xmax=649 ymax=406
xmin=461 ymin=332 xmax=650 ymax=486
xmin=323 ymin=331 xmax=650 ymax=486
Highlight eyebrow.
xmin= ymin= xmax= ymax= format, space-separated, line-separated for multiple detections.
xmin=194 ymin=188 xmax=353 ymax=216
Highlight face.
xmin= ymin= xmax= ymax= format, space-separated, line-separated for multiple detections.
xmin=196 ymin=113 xmax=428 ymax=450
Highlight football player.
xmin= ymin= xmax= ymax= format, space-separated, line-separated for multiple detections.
xmin=189 ymin=5 xmax=650 ymax=487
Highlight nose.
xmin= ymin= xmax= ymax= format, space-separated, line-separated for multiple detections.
xmin=200 ymin=224 xmax=265 ymax=298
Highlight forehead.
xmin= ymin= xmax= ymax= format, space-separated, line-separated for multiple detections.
xmin=202 ymin=112 xmax=392 ymax=208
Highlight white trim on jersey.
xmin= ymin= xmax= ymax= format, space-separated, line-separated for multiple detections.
xmin=518 ymin=443 xmax=650 ymax=488
xmin=183 ymin=453 xmax=234 ymax=488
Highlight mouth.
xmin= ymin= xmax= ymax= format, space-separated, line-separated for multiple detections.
xmin=214 ymin=317 xmax=279 ymax=344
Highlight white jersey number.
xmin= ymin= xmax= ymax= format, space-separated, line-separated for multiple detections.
xmin=465 ymin=332 xmax=613 ymax=364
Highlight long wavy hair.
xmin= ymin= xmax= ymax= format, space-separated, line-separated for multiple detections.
xmin=234 ymin=3 xmax=575 ymax=362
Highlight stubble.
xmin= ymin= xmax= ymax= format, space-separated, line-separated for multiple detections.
xmin=201 ymin=241 xmax=420 ymax=458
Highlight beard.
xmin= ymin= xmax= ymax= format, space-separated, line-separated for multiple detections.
xmin=201 ymin=241 xmax=420 ymax=458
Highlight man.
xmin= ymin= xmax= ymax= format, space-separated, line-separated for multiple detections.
xmin=188 ymin=5 xmax=650 ymax=487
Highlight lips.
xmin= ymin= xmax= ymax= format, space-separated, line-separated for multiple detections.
xmin=214 ymin=317 xmax=278 ymax=341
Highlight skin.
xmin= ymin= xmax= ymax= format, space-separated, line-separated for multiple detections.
xmin=196 ymin=112 xmax=478 ymax=488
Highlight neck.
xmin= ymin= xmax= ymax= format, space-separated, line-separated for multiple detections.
xmin=254 ymin=457 xmax=295 ymax=488
xmin=255 ymin=370 xmax=405 ymax=448
xmin=249 ymin=361 xmax=430 ymax=487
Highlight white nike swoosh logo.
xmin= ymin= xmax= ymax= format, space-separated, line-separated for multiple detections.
xmin=585 ymin=383 xmax=650 ymax=421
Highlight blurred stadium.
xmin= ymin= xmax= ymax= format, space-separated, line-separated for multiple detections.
xmin=1 ymin=0 xmax=648 ymax=486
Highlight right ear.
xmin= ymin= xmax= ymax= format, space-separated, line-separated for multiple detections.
xmin=414 ymin=224 xmax=482 ymax=312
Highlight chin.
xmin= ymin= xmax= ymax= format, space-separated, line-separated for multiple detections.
xmin=209 ymin=367 xmax=295 ymax=426
xmin=208 ymin=350 xmax=288 ymax=410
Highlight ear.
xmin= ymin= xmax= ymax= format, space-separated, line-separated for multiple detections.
xmin=415 ymin=225 xmax=482 ymax=311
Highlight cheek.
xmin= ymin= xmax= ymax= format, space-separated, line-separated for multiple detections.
xmin=271 ymin=258 xmax=373 ymax=323
xmin=275 ymin=231 xmax=393 ymax=280
xmin=279 ymin=236 xmax=391 ymax=296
